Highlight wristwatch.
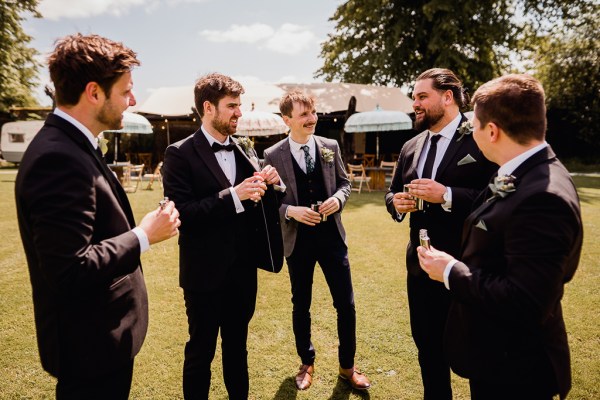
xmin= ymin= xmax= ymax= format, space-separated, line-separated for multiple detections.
xmin=442 ymin=187 xmax=450 ymax=203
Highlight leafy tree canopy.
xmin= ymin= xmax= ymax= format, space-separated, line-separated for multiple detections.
xmin=317 ymin=0 xmax=591 ymax=96
xmin=0 ymin=0 xmax=41 ymax=113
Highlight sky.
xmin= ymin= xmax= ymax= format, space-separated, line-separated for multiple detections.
xmin=22 ymin=0 xmax=343 ymax=107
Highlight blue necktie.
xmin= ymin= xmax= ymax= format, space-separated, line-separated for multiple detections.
xmin=301 ymin=145 xmax=315 ymax=174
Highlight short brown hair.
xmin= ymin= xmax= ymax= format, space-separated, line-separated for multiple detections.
xmin=416 ymin=68 xmax=470 ymax=109
xmin=194 ymin=73 xmax=244 ymax=118
xmin=472 ymin=74 xmax=546 ymax=144
xmin=279 ymin=90 xmax=315 ymax=117
xmin=48 ymin=33 xmax=140 ymax=106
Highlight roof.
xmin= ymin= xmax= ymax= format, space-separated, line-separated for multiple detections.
xmin=136 ymin=82 xmax=413 ymax=117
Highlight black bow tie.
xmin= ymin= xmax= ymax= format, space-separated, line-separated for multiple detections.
xmin=212 ymin=142 xmax=236 ymax=152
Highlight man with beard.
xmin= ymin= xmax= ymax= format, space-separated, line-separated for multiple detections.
xmin=385 ymin=68 xmax=496 ymax=399
xmin=162 ymin=73 xmax=284 ymax=399
xmin=15 ymin=33 xmax=181 ymax=399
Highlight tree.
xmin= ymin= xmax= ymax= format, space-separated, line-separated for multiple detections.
xmin=316 ymin=0 xmax=588 ymax=95
xmin=0 ymin=0 xmax=41 ymax=113
xmin=533 ymin=5 xmax=600 ymax=154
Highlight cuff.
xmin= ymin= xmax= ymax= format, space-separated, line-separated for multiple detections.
xmin=132 ymin=227 xmax=150 ymax=253
xmin=230 ymin=187 xmax=245 ymax=213
xmin=443 ymin=259 xmax=459 ymax=290
xmin=441 ymin=187 xmax=452 ymax=212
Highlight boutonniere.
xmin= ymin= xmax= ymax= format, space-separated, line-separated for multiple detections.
xmin=236 ymin=136 xmax=254 ymax=157
xmin=321 ymin=147 xmax=335 ymax=166
xmin=456 ymin=120 xmax=473 ymax=142
xmin=97 ymin=137 xmax=109 ymax=156
xmin=487 ymin=174 xmax=516 ymax=201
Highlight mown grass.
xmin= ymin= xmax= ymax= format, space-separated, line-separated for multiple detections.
xmin=1 ymin=170 xmax=598 ymax=399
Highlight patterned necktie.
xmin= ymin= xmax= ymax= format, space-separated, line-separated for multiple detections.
xmin=301 ymin=145 xmax=315 ymax=174
xmin=421 ymin=134 xmax=441 ymax=179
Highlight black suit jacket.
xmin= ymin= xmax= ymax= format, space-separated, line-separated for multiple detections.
xmin=162 ymin=128 xmax=283 ymax=292
xmin=445 ymin=146 xmax=582 ymax=398
xmin=263 ymin=136 xmax=351 ymax=257
xmin=15 ymin=113 xmax=148 ymax=378
xmin=385 ymin=115 xmax=497 ymax=275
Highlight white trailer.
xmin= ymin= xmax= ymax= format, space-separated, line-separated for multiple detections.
xmin=0 ymin=120 xmax=44 ymax=164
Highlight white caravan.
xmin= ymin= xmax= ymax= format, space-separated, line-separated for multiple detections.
xmin=0 ymin=120 xmax=44 ymax=164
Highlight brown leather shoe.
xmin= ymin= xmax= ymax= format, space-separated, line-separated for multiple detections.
xmin=339 ymin=366 xmax=371 ymax=390
xmin=295 ymin=364 xmax=314 ymax=390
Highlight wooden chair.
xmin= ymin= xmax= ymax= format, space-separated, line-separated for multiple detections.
xmin=380 ymin=160 xmax=397 ymax=187
xmin=362 ymin=153 xmax=376 ymax=167
xmin=347 ymin=164 xmax=372 ymax=193
xmin=143 ymin=161 xmax=163 ymax=190
xmin=137 ymin=153 xmax=152 ymax=173
xmin=121 ymin=164 xmax=145 ymax=193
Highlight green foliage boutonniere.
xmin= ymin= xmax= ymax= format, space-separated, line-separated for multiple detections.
xmin=321 ymin=147 xmax=335 ymax=166
xmin=236 ymin=136 xmax=255 ymax=157
xmin=457 ymin=120 xmax=473 ymax=142
xmin=487 ymin=174 xmax=516 ymax=201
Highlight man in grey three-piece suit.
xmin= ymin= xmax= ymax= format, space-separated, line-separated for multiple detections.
xmin=263 ymin=90 xmax=371 ymax=392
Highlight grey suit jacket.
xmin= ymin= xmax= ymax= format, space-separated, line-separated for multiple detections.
xmin=263 ymin=135 xmax=351 ymax=257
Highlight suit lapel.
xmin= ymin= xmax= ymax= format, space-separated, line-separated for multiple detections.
xmin=278 ymin=139 xmax=298 ymax=204
xmin=314 ymin=137 xmax=334 ymax=197
xmin=435 ymin=115 xmax=468 ymax=178
xmin=232 ymin=138 xmax=261 ymax=172
xmin=192 ymin=130 xmax=233 ymax=189
xmin=412 ymin=131 xmax=428 ymax=180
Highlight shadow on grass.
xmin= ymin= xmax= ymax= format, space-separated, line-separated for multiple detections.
xmin=327 ymin=377 xmax=371 ymax=400
xmin=273 ymin=376 xmax=297 ymax=400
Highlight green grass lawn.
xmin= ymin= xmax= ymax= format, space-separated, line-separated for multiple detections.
xmin=1 ymin=169 xmax=599 ymax=399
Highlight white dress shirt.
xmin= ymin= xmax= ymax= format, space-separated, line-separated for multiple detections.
xmin=289 ymin=136 xmax=316 ymax=173
xmin=201 ymin=127 xmax=244 ymax=213
xmin=52 ymin=108 xmax=150 ymax=253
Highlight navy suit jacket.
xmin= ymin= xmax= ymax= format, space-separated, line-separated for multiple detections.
xmin=385 ymin=115 xmax=497 ymax=275
xmin=445 ymin=146 xmax=582 ymax=398
xmin=15 ymin=113 xmax=148 ymax=378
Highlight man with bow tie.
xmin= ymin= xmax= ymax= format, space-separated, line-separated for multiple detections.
xmin=385 ymin=68 xmax=496 ymax=399
xmin=418 ymin=74 xmax=582 ymax=400
xmin=161 ymin=73 xmax=284 ymax=399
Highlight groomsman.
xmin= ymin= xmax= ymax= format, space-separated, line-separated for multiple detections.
xmin=418 ymin=74 xmax=582 ymax=400
xmin=263 ymin=90 xmax=371 ymax=391
xmin=385 ymin=68 xmax=496 ymax=399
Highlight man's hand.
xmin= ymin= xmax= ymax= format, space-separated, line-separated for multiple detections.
xmin=417 ymin=245 xmax=453 ymax=283
xmin=139 ymin=200 xmax=181 ymax=244
xmin=234 ymin=175 xmax=267 ymax=202
xmin=287 ymin=206 xmax=322 ymax=226
xmin=392 ymin=191 xmax=419 ymax=213
xmin=259 ymin=165 xmax=280 ymax=186
xmin=406 ymin=178 xmax=445 ymax=204
xmin=318 ymin=197 xmax=340 ymax=217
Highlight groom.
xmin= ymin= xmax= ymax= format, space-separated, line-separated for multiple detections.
xmin=418 ymin=74 xmax=583 ymax=399
xmin=263 ymin=90 xmax=370 ymax=391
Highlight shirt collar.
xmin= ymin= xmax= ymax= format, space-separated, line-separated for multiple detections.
xmin=201 ymin=125 xmax=232 ymax=146
xmin=53 ymin=107 xmax=98 ymax=149
xmin=431 ymin=113 xmax=463 ymax=141
xmin=498 ymin=142 xmax=549 ymax=177
xmin=288 ymin=135 xmax=315 ymax=153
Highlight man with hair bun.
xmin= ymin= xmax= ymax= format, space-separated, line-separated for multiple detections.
xmin=385 ymin=68 xmax=496 ymax=399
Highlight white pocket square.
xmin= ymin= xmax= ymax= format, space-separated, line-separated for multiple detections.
xmin=458 ymin=154 xmax=476 ymax=166
xmin=475 ymin=220 xmax=487 ymax=231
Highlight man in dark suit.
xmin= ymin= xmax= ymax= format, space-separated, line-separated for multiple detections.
xmin=263 ymin=90 xmax=371 ymax=391
xmin=15 ymin=34 xmax=181 ymax=399
xmin=385 ymin=68 xmax=496 ymax=399
xmin=418 ymin=74 xmax=582 ymax=400
xmin=161 ymin=73 xmax=284 ymax=400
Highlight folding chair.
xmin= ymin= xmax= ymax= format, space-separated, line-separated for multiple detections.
xmin=380 ymin=160 xmax=397 ymax=187
xmin=347 ymin=164 xmax=372 ymax=194
xmin=144 ymin=161 xmax=163 ymax=190
xmin=122 ymin=164 xmax=145 ymax=193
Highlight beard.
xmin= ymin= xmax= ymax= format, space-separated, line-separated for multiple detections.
xmin=98 ymin=99 xmax=124 ymax=131
xmin=414 ymin=102 xmax=444 ymax=132
xmin=211 ymin=109 xmax=237 ymax=136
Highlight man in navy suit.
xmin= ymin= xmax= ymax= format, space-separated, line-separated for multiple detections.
xmin=263 ymin=90 xmax=371 ymax=391
xmin=418 ymin=74 xmax=582 ymax=399
xmin=385 ymin=68 xmax=496 ymax=399
xmin=162 ymin=73 xmax=283 ymax=399
xmin=15 ymin=33 xmax=180 ymax=399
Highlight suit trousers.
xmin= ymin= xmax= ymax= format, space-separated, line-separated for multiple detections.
xmin=182 ymin=263 xmax=257 ymax=400
xmin=286 ymin=225 xmax=356 ymax=369
xmin=407 ymin=273 xmax=452 ymax=400
xmin=56 ymin=359 xmax=134 ymax=400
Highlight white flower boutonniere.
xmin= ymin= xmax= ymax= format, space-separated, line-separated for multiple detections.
xmin=236 ymin=136 xmax=254 ymax=157
xmin=487 ymin=174 xmax=516 ymax=201
xmin=321 ymin=147 xmax=335 ymax=166
xmin=457 ymin=120 xmax=473 ymax=142
xmin=97 ymin=137 xmax=109 ymax=156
